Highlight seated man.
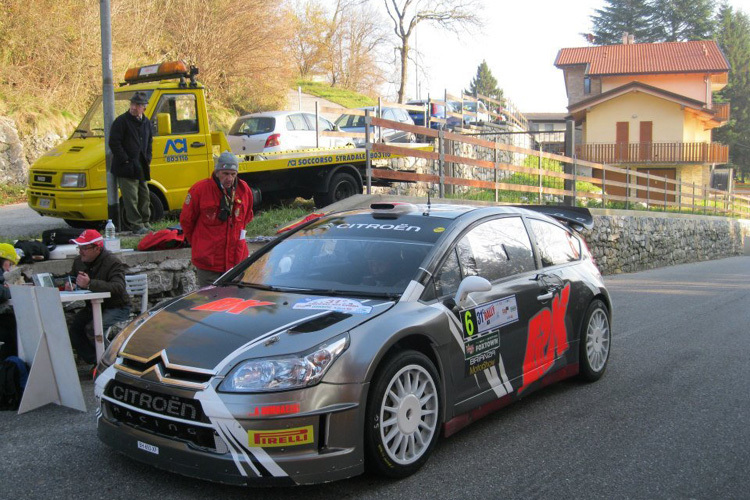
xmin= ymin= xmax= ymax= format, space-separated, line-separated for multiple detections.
xmin=66 ymin=230 xmax=130 ymax=365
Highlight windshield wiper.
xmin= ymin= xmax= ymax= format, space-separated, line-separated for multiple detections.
xmin=294 ymin=288 xmax=400 ymax=300
xmin=233 ymin=282 xmax=282 ymax=292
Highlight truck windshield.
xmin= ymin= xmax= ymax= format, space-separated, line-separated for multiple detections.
xmin=72 ymin=90 xmax=154 ymax=138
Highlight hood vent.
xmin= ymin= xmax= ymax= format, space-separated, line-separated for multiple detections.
xmin=288 ymin=311 xmax=351 ymax=334
xmin=69 ymin=146 xmax=83 ymax=153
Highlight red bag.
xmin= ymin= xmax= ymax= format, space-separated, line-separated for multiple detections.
xmin=136 ymin=229 xmax=186 ymax=251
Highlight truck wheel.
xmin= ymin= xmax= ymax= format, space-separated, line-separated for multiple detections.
xmin=148 ymin=190 xmax=165 ymax=222
xmin=315 ymin=172 xmax=359 ymax=208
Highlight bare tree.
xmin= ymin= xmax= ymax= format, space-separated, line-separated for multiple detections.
xmin=380 ymin=0 xmax=481 ymax=102
xmin=289 ymin=0 xmax=332 ymax=79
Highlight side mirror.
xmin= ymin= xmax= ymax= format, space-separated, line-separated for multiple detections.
xmin=157 ymin=113 xmax=172 ymax=136
xmin=454 ymin=275 xmax=492 ymax=309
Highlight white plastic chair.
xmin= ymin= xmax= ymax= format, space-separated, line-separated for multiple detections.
xmin=125 ymin=274 xmax=149 ymax=315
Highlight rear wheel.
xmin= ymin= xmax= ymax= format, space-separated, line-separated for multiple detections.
xmin=365 ymin=350 xmax=442 ymax=478
xmin=578 ymin=299 xmax=611 ymax=381
xmin=314 ymin=172 xmax=359 ymax=208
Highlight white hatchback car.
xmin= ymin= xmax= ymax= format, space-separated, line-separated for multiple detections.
xmin=227 ymin=111 xmax=353 ymax=154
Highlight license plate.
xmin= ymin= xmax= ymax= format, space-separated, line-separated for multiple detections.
xmin=137 ymin=441 xmax=159 ymax=455
xmin=39 ymin=198 xmax=51 ymax=208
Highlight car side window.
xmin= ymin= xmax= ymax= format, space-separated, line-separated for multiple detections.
xmin=318 ymin=117 xmax=334 ymax=131
xmin=528 ymin=219 xmax=581 ymax=267
xmin=434 ymin=248 xmax=462 ymax=298
xmin=152 ymin=93 xmax=198 ymax=135
xmin=461 ymin=217 xmax=535 ymax=281
xmin=287 ymin=114 xmax=309 ymax=131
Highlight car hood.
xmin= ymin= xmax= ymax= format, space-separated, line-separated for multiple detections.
xmin=119 ymin=286 xmax=395 ymax=372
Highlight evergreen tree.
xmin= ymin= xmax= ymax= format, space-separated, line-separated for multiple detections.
xmin=465 ymin=60 xmax=503 ymax=100
xmin=650 ymin=0 xmax=716 ymax=41
xmin=713 ymin=4 xmax=750 ymax=181
xmin=590 ymin=0 xmax=656 ymax=45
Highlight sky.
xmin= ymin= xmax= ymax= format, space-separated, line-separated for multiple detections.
xmin=384 ymin=0 xmax=750 ymax=113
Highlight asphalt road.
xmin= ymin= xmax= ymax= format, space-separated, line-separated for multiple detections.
xmin=0 ymin=202 xmax=68 ymax=239
xmin=1 ymin=256 xmax=749 ymax=499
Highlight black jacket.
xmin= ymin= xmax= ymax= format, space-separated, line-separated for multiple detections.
xmin=109 ymin=111 xmax=153 ymax=181
xmin=0 ymin=271 xmax=10 ymax=303
xmin=68 ymin=249 xmax=130 ymax=310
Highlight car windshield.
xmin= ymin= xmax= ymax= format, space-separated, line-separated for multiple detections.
xmin=229 ymin=116 xmax=276 ymax=135
xmin=73 ymin=91 xmax=153 ymax=138
xmin=232 ymin=214 xmax=448 ymax=297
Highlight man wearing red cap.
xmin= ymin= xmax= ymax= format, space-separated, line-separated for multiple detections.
xmin=65 ymin=229 xmax=131 ymax=365
xmin=180 ymin=151 xmax=254 ymax=286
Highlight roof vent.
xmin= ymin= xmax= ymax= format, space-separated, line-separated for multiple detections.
xmin=370 ymin=202 xmax=417 ymax=215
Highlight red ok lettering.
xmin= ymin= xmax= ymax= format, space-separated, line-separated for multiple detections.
xmin=520 ymin=284 xmax=570 ymax=393
xmin=192 ymin=297 xmax=274 ymax=314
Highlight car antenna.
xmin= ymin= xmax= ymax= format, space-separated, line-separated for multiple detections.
xmin=424 ymin=189 xmax=432 ymax=216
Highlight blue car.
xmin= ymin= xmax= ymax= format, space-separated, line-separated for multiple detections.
xmin=407 ymin=100 xmax=461 ymax=130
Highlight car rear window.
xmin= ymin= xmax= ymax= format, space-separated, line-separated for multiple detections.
xmin=230 ymin=117 xmax=275 ymax=135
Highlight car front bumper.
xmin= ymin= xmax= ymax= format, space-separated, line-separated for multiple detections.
xmin=95 ymin=368 xmax=367 ymax=486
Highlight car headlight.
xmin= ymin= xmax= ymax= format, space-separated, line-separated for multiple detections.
xmin=220 ymin=335 xmax=349 ymax=393
xmin=60 ymin=172 xmax=86 ymax=188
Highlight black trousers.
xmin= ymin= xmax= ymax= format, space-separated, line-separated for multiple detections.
xmin=0 ymin=312 xmax=17 ymax=360
xmin=68 ymin=306 xmax=130 ymax=364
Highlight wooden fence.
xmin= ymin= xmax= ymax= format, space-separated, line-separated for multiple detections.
xmin=358 ymin=113 xmax=750 ymax=218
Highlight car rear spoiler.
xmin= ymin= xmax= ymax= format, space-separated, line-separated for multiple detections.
xmin=514 ymin=205 xmax=594 ymax=231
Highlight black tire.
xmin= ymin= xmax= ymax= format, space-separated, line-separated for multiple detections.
xmin=578 ymin=299 xmax=611 ymax=381
xmin=315 ymin=172 xmax=359 ymax=208
xmin=148 ymin=190 xmax=165 ymax=222
xmin=64 ymin=219 xmax=101 ymax=230
xmin=364 ymin=350 xmax=442 ymax=479
xmin=118 ymin=190 xmax=164 ymax=230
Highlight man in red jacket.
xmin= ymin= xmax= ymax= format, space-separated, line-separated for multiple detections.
xmin=180 ymin=151 xmax=254 ymax=286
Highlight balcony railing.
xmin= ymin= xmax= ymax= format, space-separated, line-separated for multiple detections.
xmin=713 ymin=102 xmax=730 ymax=122
xmin=575 ymin=142 xmax=729 ymax=164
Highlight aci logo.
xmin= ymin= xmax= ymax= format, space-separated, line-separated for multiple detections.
xmin=164 ymin=138 xmax=187 ymax=154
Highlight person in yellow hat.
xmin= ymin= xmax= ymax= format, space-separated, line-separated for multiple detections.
xmin=0 ymin=243 xmax=19 ymax=302
xmin=0 ymin=242 xmax=20 ymax=358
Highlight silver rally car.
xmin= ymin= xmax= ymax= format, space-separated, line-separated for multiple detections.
xmin=95 ymin=202 xmax=612 ymax=486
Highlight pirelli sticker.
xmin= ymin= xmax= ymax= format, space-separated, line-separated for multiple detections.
xmin=248 ymin=426 xmax=314 ymax=447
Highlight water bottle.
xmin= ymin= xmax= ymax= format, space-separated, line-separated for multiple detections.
xmin=105 ymin=219 xmax=116 ymax=240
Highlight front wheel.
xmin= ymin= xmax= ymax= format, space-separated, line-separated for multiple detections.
xmin=365 ymin=350 xmax=442 ymax=478
xmin=578 ymin=299 xmax=611 ymax=381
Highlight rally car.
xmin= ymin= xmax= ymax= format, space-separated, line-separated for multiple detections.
xmin=95 ymin=202 xmax=612 ymax=486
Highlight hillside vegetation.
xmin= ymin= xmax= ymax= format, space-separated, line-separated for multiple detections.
xmin=0 ymin=0 xmax=289 ymax=137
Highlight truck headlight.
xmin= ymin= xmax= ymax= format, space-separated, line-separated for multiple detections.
xmin=60 ymin=172 xmax=86 ymax=188
xmin=220 ymin=335 xmax=349 ymax=393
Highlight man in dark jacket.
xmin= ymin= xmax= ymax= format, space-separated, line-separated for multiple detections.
xmin=110 ymin=91 xmax=153 ymax=235
xmin=65 ymin=230 xmax=131 ymax=364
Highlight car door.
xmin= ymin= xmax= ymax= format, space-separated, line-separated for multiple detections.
xmin=286 ymin=113 xmax=312 ymax=150
xmin=149 ymin=91 xmax=212 ymax=209
xmin=429 ymin=216 xmax=543 ymax=412
xmin=523 ymin=217 xmax=593 ymax=389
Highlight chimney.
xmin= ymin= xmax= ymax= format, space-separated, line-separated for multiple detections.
xmin=628 ymin=34 xmax=635 ymax=44
xmin=622 ymin=32 xmax=629 ymax=44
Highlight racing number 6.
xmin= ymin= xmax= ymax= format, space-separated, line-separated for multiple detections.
xmin=464 ymin=310 xmax=475 ymax=337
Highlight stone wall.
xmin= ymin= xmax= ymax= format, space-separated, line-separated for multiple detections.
xmin=583 ymin=210 xmax=749 ymax=274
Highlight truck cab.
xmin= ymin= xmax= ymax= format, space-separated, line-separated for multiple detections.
xmin=28 ymin=61 xmax=214 ymax=227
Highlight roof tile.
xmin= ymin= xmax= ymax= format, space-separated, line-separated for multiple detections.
xmin=555 ymin=40 xmax=728 ymax=75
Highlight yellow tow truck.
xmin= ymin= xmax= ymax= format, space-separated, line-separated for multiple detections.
xmin=27 ymin=61 xmax=427 ymax=227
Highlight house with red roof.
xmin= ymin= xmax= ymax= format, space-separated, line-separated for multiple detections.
xmin=555 ymin=35 xmax=730 ymax=200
